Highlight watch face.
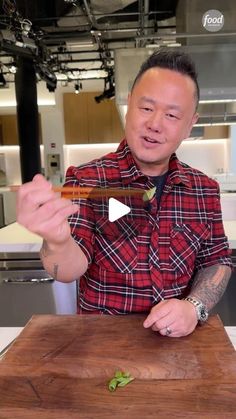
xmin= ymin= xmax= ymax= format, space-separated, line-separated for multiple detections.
xmin=199 ymin=306 xmax=208 ymax=322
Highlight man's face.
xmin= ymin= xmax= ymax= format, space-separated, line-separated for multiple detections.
xmin=125 ymin=67 xmax=198 ymax=175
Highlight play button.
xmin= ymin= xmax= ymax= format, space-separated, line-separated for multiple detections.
xmin=108 ymin=198 xmax=131 ymax=222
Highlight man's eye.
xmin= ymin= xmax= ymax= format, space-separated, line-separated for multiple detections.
xmin=141 ymin=107 xmax=153 ymax=112
xmin=166 ymin=113 xmax=178 ymax=119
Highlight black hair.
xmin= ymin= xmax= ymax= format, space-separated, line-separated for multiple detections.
xmin=131 ymin=48 xmax=200 ymax=108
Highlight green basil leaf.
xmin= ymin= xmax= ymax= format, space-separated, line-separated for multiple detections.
xmin=114 ymin=370 xmax=123 ymax=378
xmin=122 ymin=371 xmax=131 ymax=378
xmin=143 ymin=187 xmax=156 ymax=202
xmin=108 ymin=370 xmax=134 ymax=391
xmin=108 ymin=378 xmax=118 ymax=392
xmin=117 ymin=376 xmax=134 ymax=387
xmin=116 ymin=376 xmax=126 ymax=383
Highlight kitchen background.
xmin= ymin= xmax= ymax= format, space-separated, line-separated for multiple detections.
xmin=0 ymin=0 xmax=236 ymax=327
xmin=1 ymin=81 xmax=236 ymax=225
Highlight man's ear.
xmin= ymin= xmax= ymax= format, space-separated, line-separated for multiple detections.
xmin=192 ymin=112 xmax=199 ymax=126
xmin=185 ymin=112 xmax=199 ymax=139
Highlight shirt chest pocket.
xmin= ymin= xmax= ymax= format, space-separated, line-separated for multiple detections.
xmin=169 ymin=223 xmax=211 ymax=276
xmin=94 ymin=217 xmax=139 ymax=273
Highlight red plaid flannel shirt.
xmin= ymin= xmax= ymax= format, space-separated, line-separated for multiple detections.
xmin=65 ymin=139 xmax=232 ymax=314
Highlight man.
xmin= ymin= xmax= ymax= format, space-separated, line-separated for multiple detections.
xmin=17 ymin=48 xmax=232 ymax=338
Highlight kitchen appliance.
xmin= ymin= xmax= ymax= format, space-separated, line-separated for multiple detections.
xmin=0 ymin=251 xmax=77 ymax=326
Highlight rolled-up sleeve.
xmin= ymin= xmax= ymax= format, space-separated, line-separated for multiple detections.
xmin=195 ymin=187 xmax=232 ymax=271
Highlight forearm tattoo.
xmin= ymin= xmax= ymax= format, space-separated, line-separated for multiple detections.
xmin=53 ymin=263 xmax=59 ymax=280
xmin=40 ymin=240 xmax=59 ymax=280
xmin=189 ymin=264 xmax=232 ymax=311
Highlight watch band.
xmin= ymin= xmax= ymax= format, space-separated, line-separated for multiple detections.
xmin=184 ymin=296 xmax=209 ymax=322
xmin=184 ymin=296 xmax=203 ymax=308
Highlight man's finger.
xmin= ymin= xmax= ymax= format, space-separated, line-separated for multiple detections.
xmin=143 ymin=313 xmax=156 ymax=328
xmin=143 ymin=300 xmax=171 ymax=328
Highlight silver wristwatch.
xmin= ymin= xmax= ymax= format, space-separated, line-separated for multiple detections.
xmin=184 ymin=297 xmax=209 ymax=322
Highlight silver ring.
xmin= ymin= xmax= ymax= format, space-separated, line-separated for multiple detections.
xmin=166 ymin=326 xmax=172 ymax=336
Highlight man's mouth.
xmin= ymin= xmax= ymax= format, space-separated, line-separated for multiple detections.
xmin=143 ymin=136 xmax=159 ymax=144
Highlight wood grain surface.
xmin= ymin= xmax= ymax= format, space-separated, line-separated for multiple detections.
xmin=0 ymin=314 xmax=236 ymax=418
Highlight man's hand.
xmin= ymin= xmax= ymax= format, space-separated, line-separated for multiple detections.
xmin=143 ymin=299 xmax=198 ymax=338
xmin=17 ymin=173 xmax=79 ymax=246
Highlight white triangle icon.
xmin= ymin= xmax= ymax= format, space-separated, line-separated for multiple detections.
xmin=108 ymin=198 xmax=131 ymax=222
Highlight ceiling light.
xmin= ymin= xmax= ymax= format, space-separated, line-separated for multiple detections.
xmin=36 ymin=63 xmax=57 ymax=92
xmin=146 ymin=44 xmax=160 ymax=48
xmin=66 ymin=40 xmax=94 ymax=49
xmin=56 ymin=73 xmax=68 ymax=81
xmin=196 ymin=122 xmax=236 ymax=126
xmin=166 ymin=43 xmax=182 ymax=47
xmin=74 ymin=82 xmax=82 ymax=94
xmin=75 ymin=83 xmax=79 ymax=94
xmin=9 ymin=65 xmax=17 ymax=74
xmin=95 ymin=86 xmax=115 ymax=103
xmin=21 ymin=19 xmax=32 ymax=36
xmin=199 ymin=99 xmax=236 ymax=104
xmin=94 ymin=72 xmax=115 ymax=103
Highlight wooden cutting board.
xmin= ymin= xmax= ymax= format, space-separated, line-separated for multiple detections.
xmin=0 ymin=314 xmax=236 ymax=418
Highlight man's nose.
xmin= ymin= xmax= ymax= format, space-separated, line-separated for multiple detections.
xmin=146 ymin=111 xmax=163 ymax=132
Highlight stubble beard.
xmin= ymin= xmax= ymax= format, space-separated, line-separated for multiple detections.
xmin=131 ymin=149 xmax=169 ymax=174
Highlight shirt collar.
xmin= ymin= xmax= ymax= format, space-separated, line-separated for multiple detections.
xmin=116 ymin=139 xmax=192 ymax=189
xmin=116 ymin=139 xmax=147 ymax=185
xmin=168 ymin=154 xmax=192 ymax=189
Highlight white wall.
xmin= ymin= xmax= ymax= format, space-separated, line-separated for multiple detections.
xmin=63 ymin=143 xmax=118 ymax=169
xmin=64 ymin=139 xmax=229 ymax=177
xmin=1 ymin=139 xmax=229 ymax=186
xmin=177 ymin=138 xmax=229 ymax=176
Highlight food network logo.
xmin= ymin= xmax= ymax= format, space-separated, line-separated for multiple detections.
xmin=202 ymin=9 xmax=224 ymax=32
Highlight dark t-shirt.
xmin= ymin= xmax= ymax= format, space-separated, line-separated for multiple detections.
xmin=149 ymin=172 xmax=169 ymax=205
